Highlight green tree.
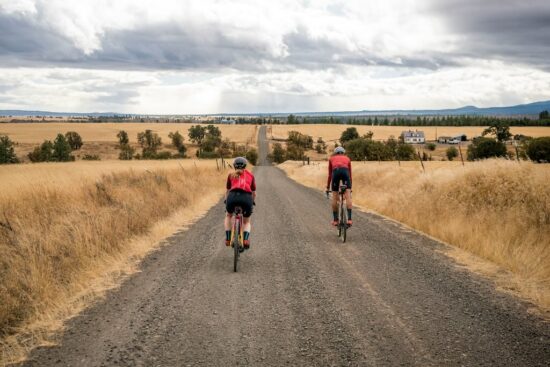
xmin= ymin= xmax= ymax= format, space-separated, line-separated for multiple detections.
xmin=287 ymin=114 xmax=297 ymax=124
xmin=168 ymin=131 xmax=186 ymax=156
xmin=28 ymin=140 xmax=54 ymax=162
xmin=426 ymin=142 xmax=436 ymax=151
xmin=340 ymin=127 xmax=360 ymax=144
xmin=525 ymin=137 xmax=550 ymax=163
xmin=117 ymin=130 xmax=129 ymax=145
xmin=188 ymin=125 xmax=206 ymax=145
xmin=137 ymin=130 xmax=162 ymax=157
xmin=446 ymin=146 xmax=458 ymax=161
xmin=65 ymin=131 xmax=83 ymax=150
xmin=467 ymin=137 xmax=507 ymax=160
xmin=52 ymin=133 xmax=74 ymax=161
xmin=482 ymin=122 xmax=512 ymax=142
xmin=0 ymin=135 xmax=19 ymax=164
xmin=539 ymin=110 xmax=549 ymax=120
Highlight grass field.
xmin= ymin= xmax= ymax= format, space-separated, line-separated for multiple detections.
xmin=271 ymin=124 xmax=550 ymax=142
xmin=0 ymin=160 xmax=227 ymax=364
xmin=280 ymin=159 xmax=550 ymax=312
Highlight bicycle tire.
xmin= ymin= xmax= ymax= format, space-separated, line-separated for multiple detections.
xmin=233 ymin=218 xmax=240 ymax=272
xmin=338 ymin=198 xmax=344 ymax=238
xmin=341 ymin=208 xmax=347 ymax=243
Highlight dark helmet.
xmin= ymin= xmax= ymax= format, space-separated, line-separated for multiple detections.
xmin=233 ymin=157 xmax=247 ymax=169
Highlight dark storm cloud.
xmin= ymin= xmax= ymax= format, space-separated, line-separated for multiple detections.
xmin=429 ymin=0 xmax=550 ymax=70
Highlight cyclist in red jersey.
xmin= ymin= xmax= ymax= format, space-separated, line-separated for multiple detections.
xmin=326 ymin=146 xmax=353 ymax=227
xmin=224 ymin=157 xmax=256 ymax=250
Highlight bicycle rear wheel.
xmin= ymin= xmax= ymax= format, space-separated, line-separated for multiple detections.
xmin=341 ymin=208 xmax=347 ymax=243
xmin=338 ymin=201 xmax=344 ymax=238
xmin=233 ymin=219 xmax=240 ymax=272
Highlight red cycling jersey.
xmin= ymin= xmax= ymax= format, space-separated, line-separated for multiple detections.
xmin=226 ymin=169 xmax=256 ymax=193
xmin=327 ymin=154 xmax=352 ymax=188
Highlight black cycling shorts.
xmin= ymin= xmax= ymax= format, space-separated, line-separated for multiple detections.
xmin=331 ymin=167 xmax=351 ymax=192
xmin=226 ymin=190 xmax=254 ymax=217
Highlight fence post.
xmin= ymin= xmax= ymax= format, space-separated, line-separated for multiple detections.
xmin=216 ymin=158 xmax=220 ymax=171
xmin=307 ymin=157 xmax=310 ymax=165
xmin=417 ymin=150 xmax=425 ymax=173
xmin=458 ymin=144 xmax=465 ymax=166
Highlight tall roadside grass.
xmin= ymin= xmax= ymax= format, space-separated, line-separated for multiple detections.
xmin=0 ymin=160 xmax=225 ymax=364
xmin=281 ymin=160 xmax=550 ymax=311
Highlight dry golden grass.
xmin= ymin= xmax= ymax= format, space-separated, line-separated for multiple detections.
xmin=271 ymin=124 xmax=550 ymax=142
xmin=0 ymin=123 xmax=258 ymax=145
xmin=280 ymin=160 xmax=550 ymax=311
xmin=0 ymin=160 xmax=226 ymax=364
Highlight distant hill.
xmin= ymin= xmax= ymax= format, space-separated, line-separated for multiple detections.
xmin=1 ymin=100 xmax=550 ymax=118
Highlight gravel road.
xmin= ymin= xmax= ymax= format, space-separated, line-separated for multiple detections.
xmin=20 ymin=126 xmax=549 ymax=366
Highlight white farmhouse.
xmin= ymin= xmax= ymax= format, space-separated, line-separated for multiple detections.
xmin=401 ymin=130 xmax=425 ymax=144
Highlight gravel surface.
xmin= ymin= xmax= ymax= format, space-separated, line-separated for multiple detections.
xmin=20 ymin=126 xmax=550 ymax=366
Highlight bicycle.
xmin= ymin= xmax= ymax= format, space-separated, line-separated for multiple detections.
xmin=230 ymin=206 xmax=245 ymax=272
xmin=326 ymin=184 xmax=350 ymax=243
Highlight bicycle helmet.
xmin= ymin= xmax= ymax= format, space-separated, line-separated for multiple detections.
xmin=233 ymin=157 xmax=247 ymax=169
xmin=334 ymin=146 xmax=345 ymax=154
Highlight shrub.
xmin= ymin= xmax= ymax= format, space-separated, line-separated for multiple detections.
xmin=52 ymin=134 xmax=74 ymax=162
xmin=467 ymin=137 xmax=507 ymax=160
xmin=28 ymin=140 xmax=54 ymax=162
xmin=426 ymin=142 xmax=436 ymax=151
xmin=154 ymin=151 xmax=173 ymax=160
xmin=285 ymin=143 xmax=305 ymax=160
xmin=315 ymin=137 xmax=327 ymax=154
xmin=446 ymin=146 xmax=458 ymax=161
xmin=65 ymin=131 xmax=83 ymax=150
xmin=82 ymin=154 xmax=100 ymax=161
xmin=526 ymin=137 xmax=550 ymax=163
xmin=0 ymin=135 xmax=19 ymax=164
xmin=245 ymin=149 xmax=258 ymax=165
xmin=118 ymin=144 xmax=135 ymax=160
xmin=395 ymin=143 xmax=415 ymax=161
xmin=288 ymin=131 xmax=313 ymax=149
xmin=269 ymin=143 xmax=286 ymax=163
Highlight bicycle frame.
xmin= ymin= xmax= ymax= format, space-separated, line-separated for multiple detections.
xmin=231 ymin=207 xmax=244 ymax=272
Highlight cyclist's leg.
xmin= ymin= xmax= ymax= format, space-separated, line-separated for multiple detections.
xmin=331 ymin=170 xmax=342 ymax=224
xmin=342 ymin=170 xmax=353 ymax=224
xmin=225 ymin=192 xmax=237 ymax=245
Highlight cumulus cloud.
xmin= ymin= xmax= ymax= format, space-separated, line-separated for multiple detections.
xmin=0 ymin=0 xmax=549 ymax=112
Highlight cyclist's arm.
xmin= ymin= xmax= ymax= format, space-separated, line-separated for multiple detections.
xmin=251 ymin=176 xmax=257 ymax=202
xmin=326 ymin=159 xmax=333 ymax=190
xmin=348 ymin=159 xmax=352 ymax=185
xmin=225 ymin=175 xmax=231 ymax=200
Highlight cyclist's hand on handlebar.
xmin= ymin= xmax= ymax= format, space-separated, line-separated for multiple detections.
xmin=253 ymin=201 xmax=256 ymax=206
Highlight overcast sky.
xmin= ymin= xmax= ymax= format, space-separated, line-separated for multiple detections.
xmin=0 ymin=0 xmax=549 ymax=114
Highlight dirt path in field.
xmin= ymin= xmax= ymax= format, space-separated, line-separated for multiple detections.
xmin=19 ymin=126 xmax=549 ymax=366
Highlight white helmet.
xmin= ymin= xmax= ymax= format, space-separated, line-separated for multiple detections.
xmin=334 ymin=146 xmax=345 ymax=154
